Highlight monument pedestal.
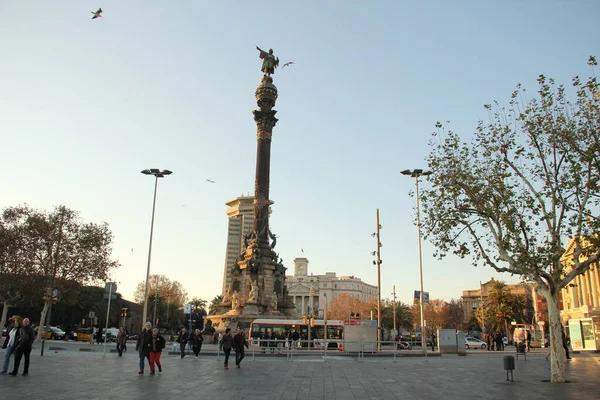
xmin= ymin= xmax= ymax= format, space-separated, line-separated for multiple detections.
xmin=243 ymin=302 xmax=260 ymax=315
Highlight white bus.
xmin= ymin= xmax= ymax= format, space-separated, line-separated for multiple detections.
xmin=249 ymin=318 xmax=344 ymax=348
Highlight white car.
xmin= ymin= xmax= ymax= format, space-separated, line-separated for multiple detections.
xmin=465 ymin=336 xmax=487 ymax=349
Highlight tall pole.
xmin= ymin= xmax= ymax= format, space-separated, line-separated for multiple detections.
xmin=324 ymin=292 xmax=328 ymax=356
xmin=376 ymin=209 xmax=382 ymax=351
xmin=401 ymin=169 xmax=432 ymax=357
xmin=103 ymin=282 xmax=114 ymax=357
xmin=41 ymin=207 xmax=65 ymax=356
xmin=142 ymin=176 xmax=158 ymax=330
xmin=153 ymin=292 xmax=159 ymax=326
xmin=415 ymin=175 xmax=427 ymax=356
xmin=480 ymin=281 xmax=485 ymax=333
xmin=140 ymin=168 xmax=172 ymax=331
xmin=392 ymin=285 xmax=397 ymax=340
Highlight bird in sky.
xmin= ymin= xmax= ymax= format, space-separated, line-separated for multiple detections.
xmin=91 ymin=8 xmax=103 ymax=19
xmin=206 ymin=179 xmax=216 ymax=183
xmin=282 ymin=62 xmax=295 ymax=69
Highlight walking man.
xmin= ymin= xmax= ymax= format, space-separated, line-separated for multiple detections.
xmin=135 ymin=322 xmax=153 ymax=374
xmin=234 ymin=326 xmax=249 ymax=368
xmin=9 ymin=317 xmax=35 ymax=376
xmin=116 ymin=327 xmax=127 ymax=357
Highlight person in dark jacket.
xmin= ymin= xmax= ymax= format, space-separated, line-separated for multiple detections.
xmin=221 ymin=328 xmax=233 ymax=369
xmin=148 ymin=328 xmax=166 ymax=375
xmin=176 ymin=327 xmax=189 ymax=359
xmin=1 ymin=316 xmax=21 ymax=374
xmin=233 ymin=327 xmax=249 ymax=368
xmin=191 ymin=329 xmax=203 ymax=357
xmin=562 ymin=327 xmax=571 ymax=359
xmin=9 ymin=317 xmax=35 ymax=376
xmin=116 ymin=327 xmax=128 ymax=357
xmin=135 ymin=322 xmax=153 ymax=374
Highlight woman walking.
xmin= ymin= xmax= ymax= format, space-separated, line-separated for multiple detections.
xmin=148 ymin=328 xmax=166 ymax=375
xmin=1 ymin=316 xmax=21 ymax=375
xmin=177 ymin=327 xmax=189 ymax=359
xmin=221 ymin=328 xmax=233 ymax=369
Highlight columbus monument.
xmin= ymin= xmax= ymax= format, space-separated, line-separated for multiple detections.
xmin=206 ymin=47 xmax=295 ymax=332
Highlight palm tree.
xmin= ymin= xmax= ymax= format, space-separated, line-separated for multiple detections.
xmin=209 ymin=295 xmax=223 ymax=315
xmin=190 ymin=297 xmax=207 ymax=314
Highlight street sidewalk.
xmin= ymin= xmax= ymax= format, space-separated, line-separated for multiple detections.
xmin=0 ymin=346 xmax=597 ymax=399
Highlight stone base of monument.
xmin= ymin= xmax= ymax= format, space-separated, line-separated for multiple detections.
xmin=242 ymin=302 xmax=260 ymax=315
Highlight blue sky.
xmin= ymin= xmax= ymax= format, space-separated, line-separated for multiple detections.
xmin=1 ymin=1 xmax=598 ymax=307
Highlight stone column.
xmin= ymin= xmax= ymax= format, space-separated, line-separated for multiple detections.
xmin=591 ymin=267 xmax=600 ymax=308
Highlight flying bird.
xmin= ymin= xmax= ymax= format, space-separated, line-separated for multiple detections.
xmin=282 ymin=62 xmax=295 ymax=69
xmin=91 ymin=8 xmax=103 ymax=19
xmin=206 ymin=179 xmax=216 ymax=183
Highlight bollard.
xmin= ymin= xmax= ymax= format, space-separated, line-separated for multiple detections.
xmin=503 ymin=355 xmax=515 ymax=382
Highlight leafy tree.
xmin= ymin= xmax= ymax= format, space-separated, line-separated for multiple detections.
xmin=444 ymin=299 xmax=465 ymax=330
xmin=133 ymin=274 xmax=188 ymax=308
xmin=381 ymin=299 xmax=413 ymax=336
xmin=209 ymin=295 xmax=223 ymax=315
xmin=1 ymin=205 xmax=118 ymax=340
xmin=420 ymin=57 xmax=599 ymax=382
xmin=0 ymin=206 xmax=43 ymax=328
xmin=327 ymin=293 xmax=377 ymax=320
xmin=477 ymin=280 xmax=529 ymax=337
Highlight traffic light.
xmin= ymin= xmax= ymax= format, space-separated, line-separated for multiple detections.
xmin=310 ymin=317 xmax=315 ymax=327
xmin=302 ymin=315 xmax=308 ymax=324
xmin=121 ymin=308 xmax=128 ymax=317
xmin=310 ymin=288 xmax=316 ymax=296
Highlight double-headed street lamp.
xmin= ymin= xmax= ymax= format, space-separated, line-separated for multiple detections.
xmin=401 ymin=168 xmax=432 ymax=355
xmin=141 ymin=168 xmax=172 ymax=330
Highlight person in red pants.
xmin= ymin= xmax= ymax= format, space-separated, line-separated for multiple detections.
xmin=148 ymin=328 xmax=166 ymax=375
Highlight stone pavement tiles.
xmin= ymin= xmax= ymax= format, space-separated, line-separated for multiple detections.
xmin=0 ymin=348 xmax=598 ymax=400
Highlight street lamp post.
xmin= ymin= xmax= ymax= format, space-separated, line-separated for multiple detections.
xmin=141 ymin=168 xmax=172 ymax=330
xmin=392 ymin=285 xmax=397 ymax=340
xmin=401 ymin=168 xmax=432 ymax=356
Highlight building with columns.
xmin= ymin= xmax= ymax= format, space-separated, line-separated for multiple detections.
xmin=286 ymin=257 xmax=378 ymax=318
xmin=560 ymin=237 xmax=600 ymax=351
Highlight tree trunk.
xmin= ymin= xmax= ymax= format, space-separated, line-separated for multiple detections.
xmin=539 ymin=287 xmax=566 ymax=383
xmin=0 ymin=301 xmax=10 ymax=332
xmin=36 ymin=299 xmax=51 ymax=341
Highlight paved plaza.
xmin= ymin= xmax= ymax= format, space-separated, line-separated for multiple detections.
xmin=0 ymin=343 xmax=598 ymax=399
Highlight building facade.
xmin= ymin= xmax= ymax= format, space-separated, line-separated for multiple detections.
xmin=560 ymin=237 xmax=600 ymax=351
xmin=221 ymin=196 xmax=255 ymax=294
xmin=286 ymin=257 xmax=378 ymax=318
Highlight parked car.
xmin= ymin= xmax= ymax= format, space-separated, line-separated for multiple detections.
xmin=36 ymin=326 xmax=67 ymax=340
xmin=465 ymin=336 xmax=487 ymax=349
xmin=77 ymin=327 xmax=94 ymax=342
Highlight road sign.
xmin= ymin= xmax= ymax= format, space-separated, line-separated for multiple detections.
xmin=184 ymin=303 xmax=192 ymax=314
xmin=103 ymin=294 xmax=117 ymax=299
xmin=104 ymin=282 xmax=117 ymax=294
xmin=88 ymin=311 xmax=95 ymax=318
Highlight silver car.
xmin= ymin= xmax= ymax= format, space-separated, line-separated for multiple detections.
xmin=465 ymin=336 xmax=487 ymax=349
